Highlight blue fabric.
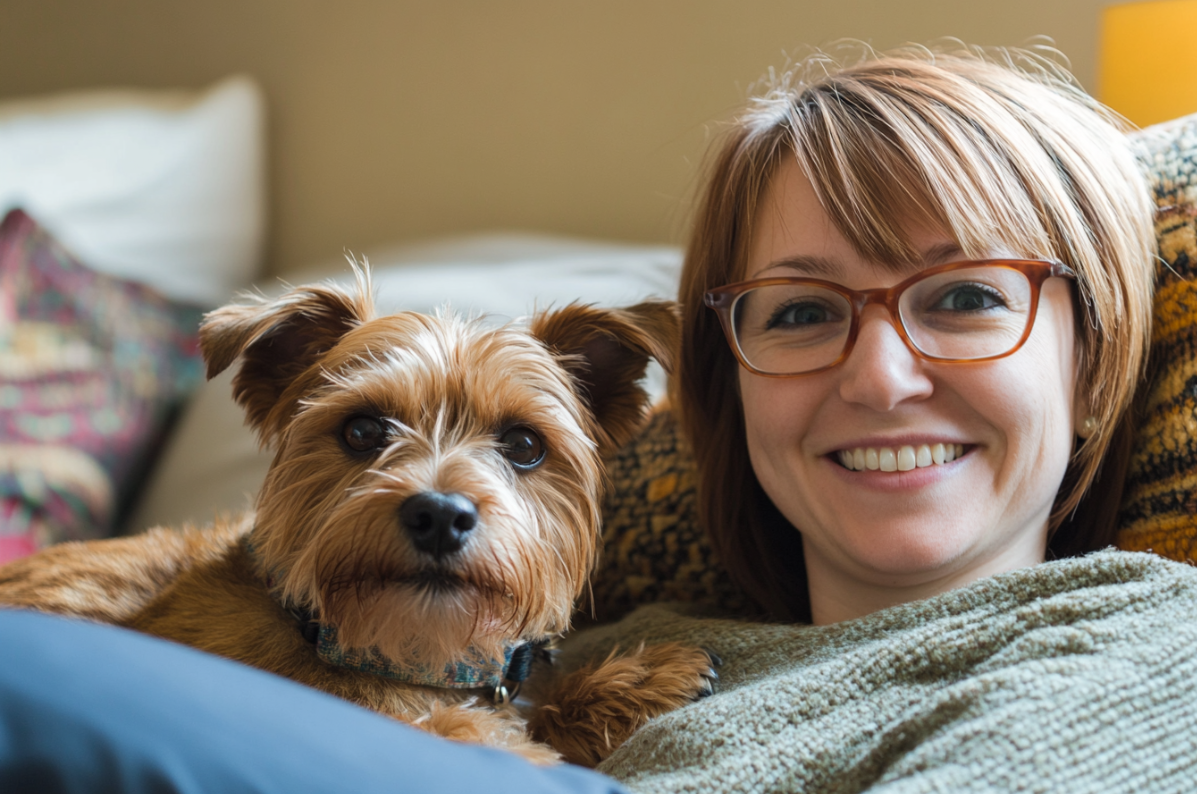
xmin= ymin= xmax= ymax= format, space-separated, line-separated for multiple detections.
xmin=0 ymin=610 xmax=629 ymax=794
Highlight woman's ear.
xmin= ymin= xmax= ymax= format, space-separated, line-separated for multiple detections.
xmin=1073 ymin=388 xmax=1098 ymax=439
xmin=1070 ymin=321 xmax=1097 ymax=441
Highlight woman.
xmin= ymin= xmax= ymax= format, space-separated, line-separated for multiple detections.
xmin=563 ymin=46 xmax=1197 ymax=791
xmin=677 ymin=45 xmax=1156 ymax=624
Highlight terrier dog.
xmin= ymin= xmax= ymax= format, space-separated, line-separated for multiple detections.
xmin=0 ymin=268 xmax=716 ymax=766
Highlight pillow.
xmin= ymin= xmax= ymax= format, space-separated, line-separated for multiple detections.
xmin=590 ymin=409 xmax=750 ymax=623
xmin=126 ymin=235 xmax=683 ymax=532
xmin=1116 ymin=114 xmax=1197 ymax=562
xmin=0 ymin=209 xmax=204 ymax=564
xmin=589 ymin=112 xmax=1197 ymax=622
xmin=0 ymin=76 xmax=265 ymax=306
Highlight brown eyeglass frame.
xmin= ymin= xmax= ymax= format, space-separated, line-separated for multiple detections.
xmin=704 ymin=258 xmax=1077 ymax=378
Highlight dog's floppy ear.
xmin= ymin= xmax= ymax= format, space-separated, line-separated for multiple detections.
xmin=200 ymin=268 xmax=376 ymax=445
xmin=530 ymin=300 xmax=680 ymax=455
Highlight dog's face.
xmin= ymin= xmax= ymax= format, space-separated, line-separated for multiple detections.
xmin=200 ymin=268 xmax=678 ymax=667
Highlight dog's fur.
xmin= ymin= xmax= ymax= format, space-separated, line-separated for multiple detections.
xmin=0 ymin=269 xmax=716 ymax=766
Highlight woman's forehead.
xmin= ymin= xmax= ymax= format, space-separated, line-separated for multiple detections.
xmin=744 ymin=158 xmax=967 ymax=282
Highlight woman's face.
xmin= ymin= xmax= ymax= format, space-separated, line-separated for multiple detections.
xmin=739 ymin=159 xmax=1081 ymax=620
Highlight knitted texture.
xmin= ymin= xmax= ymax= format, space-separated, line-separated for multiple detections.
xmin=1118 ymin=114 xmax=1197 ymax=561
xmin=594 ymin=112 xmax=1197 ymax=621
xmin=563 ymin=551 xmax=1197 ymax=793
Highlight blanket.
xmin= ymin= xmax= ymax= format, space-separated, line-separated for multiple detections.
xmin=558 ymin=550 xmax=1197 ymax=792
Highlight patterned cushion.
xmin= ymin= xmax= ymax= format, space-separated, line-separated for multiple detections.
xmin=1117 ymin=115 xmax=1197 ymax=560
xmin=592 ymin=410 xmax=749 ymax=623
xmin=594 ymin=113 xmax=1197 ymax=622
xmin=0 ymin=209 xmax=204 ymax=563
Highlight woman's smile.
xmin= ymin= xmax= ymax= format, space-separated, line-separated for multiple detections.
xmin=833 ymin=442 xmax=967 ymax=472
xmin=822 ymin=440 xmax=972 ymax=497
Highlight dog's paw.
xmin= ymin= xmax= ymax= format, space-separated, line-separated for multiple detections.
xmin=407 ymin=700 xmax=561 ymax=765
xmin=529 ymin=642 xmax=720 ymax=767
xmin=696 ymin=646 xmax=722 ymax=698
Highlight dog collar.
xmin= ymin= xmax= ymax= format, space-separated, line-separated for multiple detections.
xmin=309 ymin=619 xmax=542 ymax=702
xmin=245 ymin=532 xmax=544 ymax=702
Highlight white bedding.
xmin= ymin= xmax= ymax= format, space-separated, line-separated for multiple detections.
xmin=0 ymin=76 xmax=265 ymax=306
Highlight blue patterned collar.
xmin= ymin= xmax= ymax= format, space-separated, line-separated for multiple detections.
xmin=303 ymin=612 xmax=538 ymax=701
xmin=245 ymin=532 xmax=543 ymax=702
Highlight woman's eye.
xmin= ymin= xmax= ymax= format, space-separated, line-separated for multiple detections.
xmin=768 ymin=301 xmax=834 ymax=329
xmin=499 ymin=426 xmax=545 ymax=469
xmin=933 ymin=284 xmax=1005 ymax=312
xmin=342 ymin=416 xmax=388 ymax=453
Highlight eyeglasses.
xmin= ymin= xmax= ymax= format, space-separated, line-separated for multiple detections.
xmin=704 ymin=259 xmax=1076 ymax=377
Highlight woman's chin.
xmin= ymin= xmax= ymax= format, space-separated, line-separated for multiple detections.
xmin=824 ymin=528 xmax=985 ymax=586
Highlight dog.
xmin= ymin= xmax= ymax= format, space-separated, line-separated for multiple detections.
xmin=0 ymin=267 xmax=717 ymax=766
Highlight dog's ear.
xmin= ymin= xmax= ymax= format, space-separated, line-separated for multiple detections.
xmin=530 ymin=300 xmax=680 ymax=455
xmin=200 ymin=269 xmax=376 ymax=445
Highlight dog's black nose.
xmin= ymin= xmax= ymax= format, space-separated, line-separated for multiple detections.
xmin=399 ymin=492 xmax=478 ymax=557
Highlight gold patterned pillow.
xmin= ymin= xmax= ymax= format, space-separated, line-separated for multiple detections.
xmin=591 ymin=410 xmax=750 ymax=623
xmin=1117 ymin=114 xmax=1197 ymax=561
xmin=593 ymin=113 xmax=1197 ymax=622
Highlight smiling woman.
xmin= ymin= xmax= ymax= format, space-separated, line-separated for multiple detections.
xmin=555 ymin=43 xmax=1197 ymax=794
xmin=733 ymin=162 xmax=1085 ymax=624
xmin=676 ymin=44 xmax=1156 ymax=624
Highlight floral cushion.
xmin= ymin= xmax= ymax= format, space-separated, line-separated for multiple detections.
xmin=0 ymin=209 xmax=204 ymax=563
xmin=593 ymin=113 xmax=1197 ymax=622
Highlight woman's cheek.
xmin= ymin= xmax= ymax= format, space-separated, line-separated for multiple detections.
xmin=738 ymin=372 xmax=819 ymax=517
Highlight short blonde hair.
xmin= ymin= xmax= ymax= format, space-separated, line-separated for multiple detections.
xmin=676 ymin=45 xmax=1156 ymax=619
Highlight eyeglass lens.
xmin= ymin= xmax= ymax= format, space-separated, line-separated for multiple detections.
xmin=730 ymin=265 xmax=1035 ymax=375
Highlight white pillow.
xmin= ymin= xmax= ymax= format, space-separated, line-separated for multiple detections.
xmin=0 ymin=76 xmax=265 ymax=306
xmin=128 ymin=235 xmax=683 ymax=532
xmin=293 ymin=231 xmax=683 ymax=323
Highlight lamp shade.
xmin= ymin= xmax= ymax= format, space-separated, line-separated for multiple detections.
xmin=1101 ymin=0 xmax=1197 ymax=127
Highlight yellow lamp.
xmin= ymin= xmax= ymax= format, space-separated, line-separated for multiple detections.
xmin=1101 ymin=0 xmax=1197 ymax=127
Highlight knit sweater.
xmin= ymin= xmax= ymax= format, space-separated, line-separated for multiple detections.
xmin=559 ymin=551 xmax=1197 ymax=792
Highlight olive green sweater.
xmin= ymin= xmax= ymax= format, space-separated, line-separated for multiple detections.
xmin=560 ymin=551 xmax=1197 ymax=793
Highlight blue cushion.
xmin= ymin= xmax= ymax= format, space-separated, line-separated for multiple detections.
xmin=0 ymin=610 xmax=627 ymax=794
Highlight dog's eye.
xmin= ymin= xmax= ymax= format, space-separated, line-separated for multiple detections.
xmin=342 ymin=416 xmax=388 ymax=453
xmin=499 ymin=426 xmax=545 ymax=469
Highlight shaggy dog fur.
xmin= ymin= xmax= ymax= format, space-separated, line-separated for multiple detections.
xmin=0 ymin=268 xmax=717 ymax=766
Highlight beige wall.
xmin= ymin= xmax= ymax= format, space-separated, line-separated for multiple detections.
xmin=0 ymin=0 xmax=1114 ymax=274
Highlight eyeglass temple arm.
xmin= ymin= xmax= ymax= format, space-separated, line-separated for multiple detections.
xmin=1051 ymin=261 xmax=1078 ymax=280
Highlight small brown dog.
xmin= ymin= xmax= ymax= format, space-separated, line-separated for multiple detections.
xmin=0 ymin=268 xmax=716 ymax=766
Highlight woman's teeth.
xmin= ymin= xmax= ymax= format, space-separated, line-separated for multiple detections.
xmin=837 ymin=443 xmax=964 ymax=472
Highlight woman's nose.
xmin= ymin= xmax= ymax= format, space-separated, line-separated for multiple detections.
xmin=836 ymin=306 xmax=934 ymax=411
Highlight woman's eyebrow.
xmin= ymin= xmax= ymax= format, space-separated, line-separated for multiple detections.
xmin=753 ymin=242 xmax=964 ymax=279
xmin=753 ymin=254 xmax=842 ymax=279
xmin=922 ymin=242 xmax=965 ymax=265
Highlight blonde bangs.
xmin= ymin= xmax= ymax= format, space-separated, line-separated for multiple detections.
xmin=779 ymin=59 xmax=1066 ymax=272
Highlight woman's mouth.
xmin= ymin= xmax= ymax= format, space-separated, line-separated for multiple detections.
xmin=835 ymin=443 xmax=965 ymax=472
